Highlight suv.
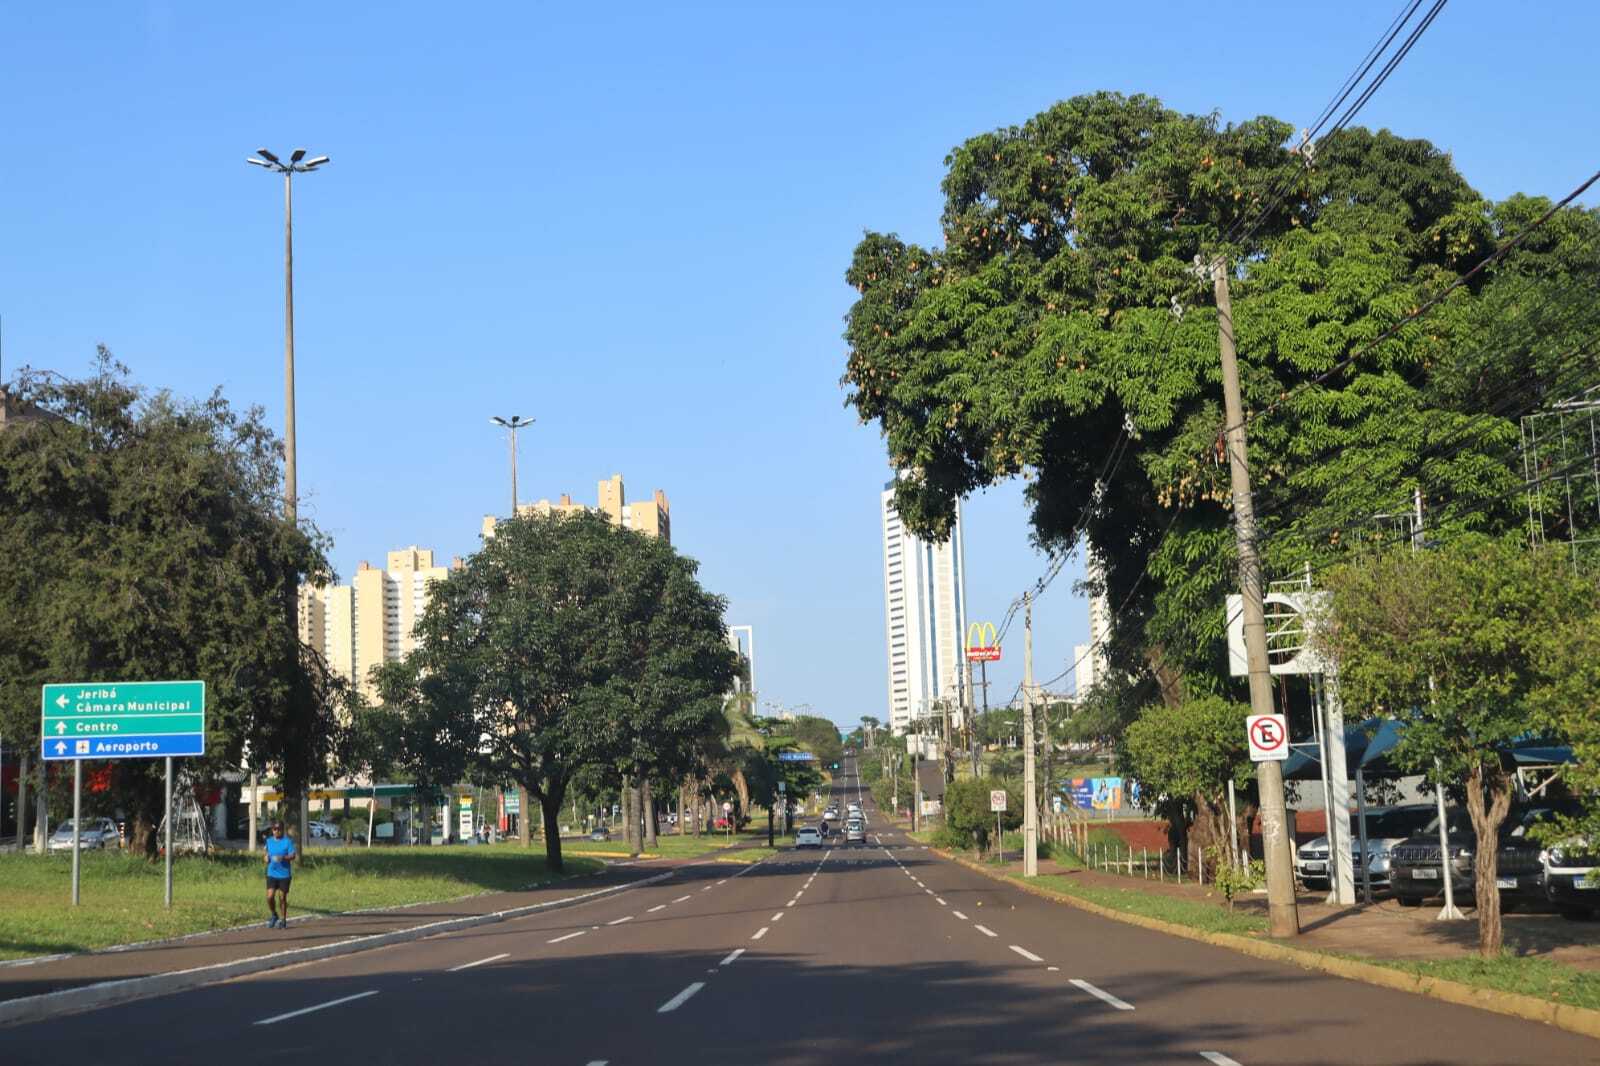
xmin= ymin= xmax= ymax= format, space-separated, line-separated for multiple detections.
xmin=1389 ymin=806 xmax=1546 ymax=908
xmin=1295 ymin=805 xmax=1435 ymax=891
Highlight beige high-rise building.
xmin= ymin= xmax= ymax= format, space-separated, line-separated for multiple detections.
xmin=481 ymin=474 xmax=671 ymax=544
xmin=300 ymin=546 xmax=449 ymax=702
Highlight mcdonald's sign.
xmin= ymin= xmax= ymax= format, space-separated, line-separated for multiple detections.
xmin=965 ymin=621 xmax=1001 ymax=662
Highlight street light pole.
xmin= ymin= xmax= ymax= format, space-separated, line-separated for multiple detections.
xmin=490 ymin=415 xmax=535 ymax=515
xmin=248 ymin=147 xmax=329 ymax=851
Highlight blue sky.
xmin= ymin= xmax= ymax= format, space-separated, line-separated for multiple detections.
xmin=3 ymin=2 xmax=1596 ymax=729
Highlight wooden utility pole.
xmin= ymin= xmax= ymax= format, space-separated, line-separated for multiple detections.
xmin=1022 ymin=593 xmax=1038 ymax=877
xmin=1211 ymin=256 xmax=1299 ymax=938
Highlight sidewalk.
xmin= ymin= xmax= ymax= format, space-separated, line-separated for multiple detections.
xmin=0 ymin=860 xmax=662 ymax=1008
xmin=1005 ymin=855 xmax=1600 ymax=971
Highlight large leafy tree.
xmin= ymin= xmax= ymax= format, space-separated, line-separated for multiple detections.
xmin=0 ymin=353 xmax=340 ymax=854
xmin=842 ymin=91 xmax=1600 ymax=701
xmin=1320 ymin=537 xmax=1596 ymax=956
xmin=388 ymin=511 xmax=735 ymax=871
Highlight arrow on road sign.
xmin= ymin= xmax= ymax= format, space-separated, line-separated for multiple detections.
xmin=55 ymin=693 xmax=69 ymax=709
xmin=54 ymin=741 xmax=66 ymax=754
xmin=55 ymin=721 xmax=66 ymax=734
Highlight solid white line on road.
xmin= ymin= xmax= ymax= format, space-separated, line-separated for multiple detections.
xmin=254 ymin=990 xmax=378 ymax=1026
xmin=720 ymin=948 xmax=746 ymax=966
xmin=1198 ymin=1054 xmax=1242 ymax=1066
xmin=751 ymin=926 xmax=769 ymax=940
xmin=548 ymin=930 xmax=587 ymax=944
xmin=952 ymin=910 xmax=968 ymax=920
xmin=607 ymin=916 xmax=634 ymax=925
xmin=657 ymin=982 xmax=706 ymax=1013
xmin=935 ymin=898 xmax=947 ymax=906
xmin=447 ymin=952 xmax=509 ymax=972
xmin=674 ymin=895 xmax=693 ymax=903
xmin=1009 ymin=946 xmax=1045 ymax=963
xmin=974 ymin=924 xmax=998 ymax=938
xmin=1070 ymin=979 xmax=1135 ymax=1011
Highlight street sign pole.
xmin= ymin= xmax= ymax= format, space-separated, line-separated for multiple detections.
xmin=163 ymin=756 xmax=174 ymax=908
xmin=71 ymin=758 xmax=82 ymax=906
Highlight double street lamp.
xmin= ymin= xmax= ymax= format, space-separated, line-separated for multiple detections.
xmin=490 ymin=415 xmax=535 ymax=514
xmin=247 ymin=147 xmax=328 ymax=850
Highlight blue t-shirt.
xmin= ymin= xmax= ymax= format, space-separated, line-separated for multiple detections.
xmin=265 ymin=835 xmax=296 ymax=879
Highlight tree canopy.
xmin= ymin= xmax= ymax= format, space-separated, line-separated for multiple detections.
xmin=842 ymin=91 xmax=1600 ymax=701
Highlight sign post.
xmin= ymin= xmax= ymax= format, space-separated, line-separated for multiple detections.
xmin=990 ymin=788 xmax=1007 ymax=864
xmin=42 ymin=681 xmax=206 ymax=907
xmin=1247 ymin=714 xmax=1289 ymax=762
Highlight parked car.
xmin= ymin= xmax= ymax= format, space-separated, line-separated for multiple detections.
xmin=1389 ymin=806 xmax=1548 ymax=907
xmin=48 ymin=817 xmax=120 ymax=851
xmin=588 ymin=828 xmax=611 ymax=842
xmin=1295 ymin=804 xmax=1435 ymax=891
xmin=309 ymin=820 xmax=341 ymax=839
xmin=795 ymin=827 xmax=823 ymax=849
xmin=1539 ymin=836 xmax=1600 ymax=919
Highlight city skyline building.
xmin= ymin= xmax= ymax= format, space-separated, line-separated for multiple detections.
xmin=880 ymin=479 xmax=968 ymax=736
xmin=1072 ymin=552 xmax=1112 ymax=696
xmin=300 ymin=545 xmax=450 ymax=702
xmin=481 ymin=473 xmax=671 ymax=543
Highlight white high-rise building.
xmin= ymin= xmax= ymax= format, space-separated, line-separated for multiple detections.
xmin=1072 ymin=551 xmax=1112 ymax=695
xmin=881 ymin=480 xmax=968 ymax=736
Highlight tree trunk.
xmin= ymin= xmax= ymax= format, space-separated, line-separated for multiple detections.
xmin=622 ymin=780 xmax=637 ymax=854
xmin=678 ymin=783 xmax=688 ymax=835
xmin=35 ymin=758 xmax=48 ymax=852
xmin=1465 ymin=761 xmax=1513 ymax=957
xmin=643 ymin=779 xmax=658 ymax=848
xmin=16 ymin=750 xmax=29 ymax=851
xmin=519 ymin=785 xmax=532 ymax=847
xmin=731 ymin=769 xmax=750 ymax=823
xmin=541 ymin=792 xmax=565 ymax=873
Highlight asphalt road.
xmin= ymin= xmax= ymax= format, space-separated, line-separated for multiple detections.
xmin=6 ymin=759 xmax=1598 ymax=1064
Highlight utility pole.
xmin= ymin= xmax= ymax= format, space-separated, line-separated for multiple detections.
xmin=1022 ymin=593 xmax=1038 ymax=877
xmin=248 ymin=147 xmax=329 ymax=853
xmin=963 ymin=655 xmax=980 ymax=777
xmin=1211 ymin=256 xmax=1299 ymax=938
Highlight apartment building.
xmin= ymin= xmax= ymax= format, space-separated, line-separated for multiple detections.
xmin=300 ymin=546 xmax=450 ymax=701
xmin=881 ymin=480 xmax=968 ymax=736
xmin=481 ymin=473 xmax=671 ymax=543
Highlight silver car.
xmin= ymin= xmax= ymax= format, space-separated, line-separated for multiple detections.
xmin=1295 ymin=804 xmax=1434 ymax=890
xmin=48 ymin=817 xmax=120 ymax=851
xmin=845 ymin=821 xmax=866 ymax=844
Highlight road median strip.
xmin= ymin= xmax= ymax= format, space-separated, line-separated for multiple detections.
xmin=935 ymin=848 xmax=1600 ymax=1042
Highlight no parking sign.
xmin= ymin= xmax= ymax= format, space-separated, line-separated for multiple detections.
xmin=1247 ymin=714 xmax=1289 ymax=762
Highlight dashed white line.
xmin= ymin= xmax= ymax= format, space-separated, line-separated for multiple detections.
xmin=1009 ymin=945 xmax=1045 ymax=963
xmin=548 ymin=930 xmax=587 ymax=944
xmin=720 ymin=948 xmax=746 ymax=966
xmin=254 ymin=990 xmax=379 ymax=1025
xmin=785 ymin=899 xmax=796 ymax=907
xmin=716 ymin=879 xmax=727 ymax=885
xmin=751 ymin=926 xmax=770 ymax=940
xmin=586 ymin=1061 xmax=609 ymax=1066
xmin=657 ymin=982 xmax=706 ymax=1013
xmin=673 ymin=895 xmax=693 ymax=903
xmin=647 ymin=904 xmax=667 ymax=913
xmin=1198 ymin=1054 xmax=1242 ymax=1066
xmin=952 ymin=910 xmax=969 ymax=920
xmin=448 ymin=952 xmax=509 ymax=972
xmin=607 ymin=915 xmax=634 ymax=925
xmin=1070 ymin=979 xmax=1136 ymax=1011
xmin=935 ymin=897 xmax=947 ymax=905
xmin=771 ymin=912 xmax=784 ymax=921
xmin=974 ymin=924 xmax=998 ymax=938
xmin=924 ymin=888 xmax=934 ymax=895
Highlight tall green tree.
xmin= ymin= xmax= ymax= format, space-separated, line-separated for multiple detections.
xmin=0 ymin=353 xmax=340 ymax=854
xmin=841 ymin=90 xmax=1600 ymax=703
xmin=1120 ymin=694 xmax=1254 ymax=868
xmin=1320 ymin=537 xmax=1593 ymax=956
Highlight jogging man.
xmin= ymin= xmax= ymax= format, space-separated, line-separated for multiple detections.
xmin=264 ymin=820 xmax=297 ymax=929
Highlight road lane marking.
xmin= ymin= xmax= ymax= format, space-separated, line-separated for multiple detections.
xmin=1199 ymin=1055 xmax=1242 ymax=1066
xmin=657 ymin=982 xmax=706 ymax=1013
xmin=607 ymin=916 xmax=634 ymax=925
xmin=1070 ymin=979 xmax=1135 ymax=1011
xmin=548 ymin=930 xmax=587 ymax=943
xmin=717 ymin=879 xmax=727 ymax=885
xmin=720 ymin=948 xmax=746 ymax=966
xmin=447 ymin=952 xmax=509 ymax=972
xmin=1009 ymin=946 xmax=1044 ymax=963
xmin=771 ymin=912 xmax=784 ymax=921
xmin=751 ymin=926 xmax=769 ymax=940
xmin=648 ymin=904 xmax=667 ymax=913
xmin=254 ymin=990 xmax=378 ymax=1025
xmin=674 ymin=895 xmax=693 ymax=903
xmin=974 ymin=924 xmax=998 ymax=937
xmin=935 ymin=897 xmax=947 ymax=905
xmin=952 ymin=910 xmax=969 ymax=920
xmin=586 ymin=1061 xmax=608 ymax=1066
xmin=924 ymin=888 xmax=934 ymax=895
xmin=785 ymin=899 xmax=796 ymax=907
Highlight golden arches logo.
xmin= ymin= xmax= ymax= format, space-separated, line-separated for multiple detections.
xmin=965 ymin=622 xmax=1001 ymax=661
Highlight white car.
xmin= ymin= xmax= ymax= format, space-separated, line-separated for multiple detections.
xmin=48 ymin=817 xmax=120 ymax=851
xmin=795 ymin=827 xmax=823 ymax=849
xmin=1295 ymin=804 xmax=1434 ymax=890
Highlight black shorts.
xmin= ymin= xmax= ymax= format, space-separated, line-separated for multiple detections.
xmin=266 ymin=876 xmax=291 ymax=892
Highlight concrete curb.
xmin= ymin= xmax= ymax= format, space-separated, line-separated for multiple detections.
xmin=934 ymin=849 xmax=1600 ymax=1042
xmin=0 ymin=870 xmax=674 ymax=1029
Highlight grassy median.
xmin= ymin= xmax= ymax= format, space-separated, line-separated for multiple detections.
xmin=0 ymin=845 xmax=601 ymax=961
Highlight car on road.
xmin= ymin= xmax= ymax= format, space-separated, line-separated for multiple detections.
xmin=588 ymin=828 xmax=611 ymax=842
xmin=795 ymin=827 xmax=823 ymax=849
xmin=1295 ymin=804 xmax=1434 ymax=891
xmin=845 ymin=823 xmax=866 ymax=844
xmin=48 ymin=817 xmax=120 ymax=851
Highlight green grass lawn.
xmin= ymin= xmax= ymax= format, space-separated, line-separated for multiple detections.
xmin=1018 ymin=872 xmax=1269 ymax=937
xmin=0 ymin=845 xmax=601 ymax=961
xmin=1365 ymin=954 xmax=1600 ymax=1013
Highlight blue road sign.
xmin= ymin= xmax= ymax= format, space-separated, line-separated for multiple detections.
xmin=40 ymin=681 xmax=206 ymax=761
